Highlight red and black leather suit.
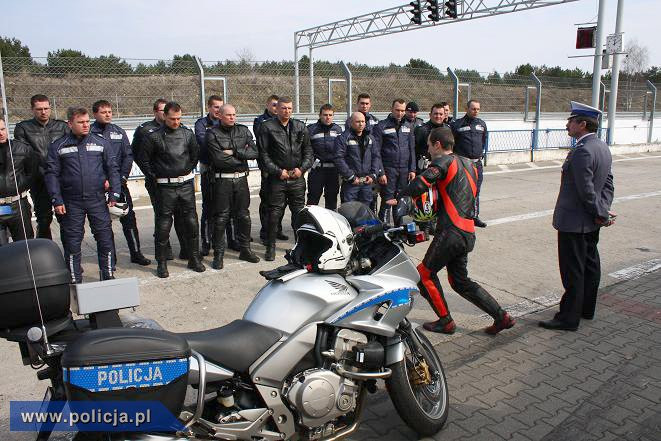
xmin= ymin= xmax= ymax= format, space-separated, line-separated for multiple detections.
xmin=400 ymin=154 xmax=505 ymax=323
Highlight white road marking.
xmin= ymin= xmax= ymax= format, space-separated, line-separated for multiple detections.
xmin=498 ymin=164 xmax=510 ymax=171
xmin=526 ymin=162 xmax=539 ymax=168
xmin=608 ymin=259 xmax=661 ymax=281
xmin=484 ymin=154 xmax=661 ymax=175
xmin=486 ymin=190 xmax=661 ymax=226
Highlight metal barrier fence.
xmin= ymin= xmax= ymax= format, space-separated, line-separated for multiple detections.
xmin=0 ymin=56 xmax=657 ymax=123
xmin=485 ymin=128 xmax=609 ymax=154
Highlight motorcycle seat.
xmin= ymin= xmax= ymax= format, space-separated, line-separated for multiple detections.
xmin=178 ymin=319 xmax=283 ymax=373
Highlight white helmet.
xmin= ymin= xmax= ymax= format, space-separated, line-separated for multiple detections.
xmin=107 ymin=192 xmax=129 ymax=218
xmin=291 ymin=205 xmax=354 ymax=273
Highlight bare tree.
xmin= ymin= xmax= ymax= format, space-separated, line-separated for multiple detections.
xmin=235 ymin=47 xmax=255 ymax=65
xmin=622 ymin=39 xmax=649 ymax=110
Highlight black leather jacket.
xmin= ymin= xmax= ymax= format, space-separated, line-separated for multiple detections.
xmin=401 ymin=154 xmax=477 ymax=235
xmin=414 ymin=120 xmax=448 ymax=161
xmin=13 ymin=118 xmax=69 ymax=169
xmin=206 ymin=124 xmax=258 ymax=173
xmin=139 ymin=125 xmax=199 ymax=180
xmin=131 ymin=119 xmax=161 ymax=172
xmin=0 ymin=140 xmax=36 ymax=197
xmin=258 ymin=118 xmax=314 ymax=177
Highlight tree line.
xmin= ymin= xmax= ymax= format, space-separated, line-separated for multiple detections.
xmin=1 ymin=36 xmax=658 ymax=83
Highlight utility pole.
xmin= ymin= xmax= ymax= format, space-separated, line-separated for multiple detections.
xmin=591 ymin=0 xmax=606 ymax=108
xmin=607 ymin=0 xmax=624 ymax=145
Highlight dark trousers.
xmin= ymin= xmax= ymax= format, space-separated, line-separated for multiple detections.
xmin=267 ymin=176 xmax=305 ymax=244
xmin=30 ymin=174 xmax=54 ymax=239
xmin=259 ymin=170 xmax=284 ymax=239
xmin=154 ymin=182 xmax=199 ymax=262
xmin=474 ymin=159 xmax=483 ymax=217
xmin=556 ymin=229 xmax=601 ymax=326
xmin=58 ymin=195 xmax=114 ymax=283
xmin=307 ymin=166 xmax=340 ymax=210
xmin=146 ymin=177 xmax=187 ymax=255
xmin=200 ymin=168 xmax=213 ymax=245
xmin=116 ymin=182 xmax=144 ymax=257
xmin=212 ymin=176 xmax=251 ymax=253
xmin=0 ymin=198 xmax=34 ymax=244
xmin=379 ymin=166 xmax=409 ymax=223
xmin=340 ymin=182 xmax=373 ymax=205
xmin=417 ymin=228 xmax=503 ymax=321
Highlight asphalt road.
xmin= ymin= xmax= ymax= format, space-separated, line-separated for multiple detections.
xmin=1 ymin=150 xmax=660 ymax=439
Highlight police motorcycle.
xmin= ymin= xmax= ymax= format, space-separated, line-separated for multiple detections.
xmin=0 ymin=202 xmax=448 ymax=441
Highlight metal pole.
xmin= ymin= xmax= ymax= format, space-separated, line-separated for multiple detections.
xmin=194 ymin=56 xmax=206 ymax=117
xmin=607 ymin=0 xmax=624 ymax=145
xmin=341 ymin=61 xmax=352 ymax=115
xmin=591 ymin=0 xmax=606 ymax=108
xmin=531 ymin=73 xmax=542 ymax=161
xmin=647 ymin=80 xmax=657 ymax=143
xmin=524 ymin=87 xmax=530 ymax=121
xmin=294 ymin=33 xmax=300 ymax=113
xmin=447 ymin=67 xmax=459 ymax=119
xmin=309 ymin=47 xmax=315 ymax=114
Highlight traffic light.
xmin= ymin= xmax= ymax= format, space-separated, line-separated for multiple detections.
xmin=409 ymin=0 xmax=422 ymax=25
xmin=445 ymin=0 xmax=458 ymax=19
xmin=427 ymin=0 xmax=441 ymax=22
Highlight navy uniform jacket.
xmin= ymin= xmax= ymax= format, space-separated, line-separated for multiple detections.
xmin=334 ymin=129 xmax=381 ymax=182
xmin=45 ymin=133 xmax=120 ymax=207
xmin=307 ymin=121 xmax=343 ymax=163
xmin=344 ymin=112 xmax=379 ymax=134
xmin=90 ymin=121 xmax=133 ymax=182
xmin=194 ymin=114 xmax=219 ymax=166
xmin=553 ymin=133 xmax=614 ymax=233
xmin=371 ymin=115 xmax=415 ymax=172
xmin=451 ymin=115 xmax=487 ymax=159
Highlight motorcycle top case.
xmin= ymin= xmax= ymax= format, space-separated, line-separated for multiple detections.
xmin=0 ymin=239 xmax=71 ymax=330
xmin=61 ymin=328 xmax=191 ymax=417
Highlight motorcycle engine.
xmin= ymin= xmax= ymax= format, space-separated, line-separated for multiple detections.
xmin=286 ymin=368 xmax=359 ymax=429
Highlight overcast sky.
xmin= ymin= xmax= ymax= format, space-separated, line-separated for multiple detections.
xmin=1 ymin=0 xmax=658 ymax=74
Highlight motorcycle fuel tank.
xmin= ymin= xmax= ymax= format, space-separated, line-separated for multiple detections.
xmin=244 ymin=273 xmax=358 ymax=334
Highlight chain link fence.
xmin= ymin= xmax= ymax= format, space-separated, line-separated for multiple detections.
xmin=1 ymin=55 xmax=657 ymax=128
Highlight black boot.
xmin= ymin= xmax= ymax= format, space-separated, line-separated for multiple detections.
xmin=165 ymin=241 xmax=174 ymax=261
xmin=276 ymin=232 xmax=289 ymax=241
xmin=187 ymin=241 xmax=206 ymax=272
xmin=212 ymin=251 xmax=224 ymax=270
xmin=37 ymin=223 xmax=52 ymax=240
xmin=126 ymin=228 xmax=151 ymax=266
xmin=201 ymin=240 xmax=211 ymax=257
xmin=239 ymin=248 xmax=260 ymax=263
xmin=265 ymin=244 xmax=276 ymax=261
xmin=156 ymin=260 xmax=169 ymax=278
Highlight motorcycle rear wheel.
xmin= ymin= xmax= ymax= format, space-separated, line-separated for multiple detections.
xmin=386 ymin=329 xmax=449 ymax=436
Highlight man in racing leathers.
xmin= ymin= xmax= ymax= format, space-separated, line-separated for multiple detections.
xmin=399 ymin=126 xmax=514 ymax=335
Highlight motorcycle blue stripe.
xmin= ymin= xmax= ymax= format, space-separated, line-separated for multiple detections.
xmin=330 ymin=288 xmax=416 ymax=324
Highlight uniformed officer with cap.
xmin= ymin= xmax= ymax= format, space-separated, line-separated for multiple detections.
xmin=539 ymin=101 xmax=615 ymax=331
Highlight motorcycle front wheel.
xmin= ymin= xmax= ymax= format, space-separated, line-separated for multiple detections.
xmin=386 ymin=329 xmax=449 ymax=436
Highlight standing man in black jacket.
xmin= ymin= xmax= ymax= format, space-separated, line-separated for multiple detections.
xmin=254 ymin=94 xmax=287 ymax=243
xmin=258 ymin=96 xmax=313 ymax=261
xmin=307 ymin=104 xmax=343 ymax=210
xmin=0 ymin=119 xmax=36 ymax=243
xmin=404 ymin=102 xmax=424 ymax=129
xmin=206 ymin=104 xmax=260 ymax=269
xmin=139 ymin=102 xmax=205 ymax=278
xmin=451 ymin=100 xmax=488 ymax=228
xmin=414 ymin=103 xmax=448 ymax=173
xmin=132 ymin=98 xmax=187 ymax=260
xmin=13 ymin=94 xmax=68 ymax=239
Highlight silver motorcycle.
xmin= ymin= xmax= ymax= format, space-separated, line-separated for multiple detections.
xmin=1 ymin=203 xmax=448 ymax=441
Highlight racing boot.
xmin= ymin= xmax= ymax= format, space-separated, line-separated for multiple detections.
xmin=201 ymin=240 xmax=211 ymax=257
xmin=423 ymin=316 xmax=456 ymax=334
xmin=187 ymin=241 xmax=206 ymax=273
xmin=265 ymin=244 xmax=276 ymax=261
xmin=473 ymin=217 xmax=487 ymax=228
xmin=239 ymin=247 xmax=260 ymax=263
xmin=156 ymin=261 xmax=169 ymax=278
xmin=212 ymin=250 xmax=224 ymax=270
xmin=276 ymin=232 xmax=289 ymax=241
xmin=484 ymin=312 xmax=515 ymax=335
xmin=126 ymin=227 xmax=151 ymax=266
